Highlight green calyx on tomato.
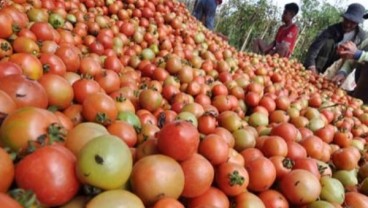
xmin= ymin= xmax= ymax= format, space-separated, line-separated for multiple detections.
xmin=8 ymin=188 xmax=41 ymax=208
xmin=228 ymin=170 xmax=246 ymax=186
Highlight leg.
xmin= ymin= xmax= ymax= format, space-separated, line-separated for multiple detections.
xmin=252 ymin=38 xmax=268 ymax=54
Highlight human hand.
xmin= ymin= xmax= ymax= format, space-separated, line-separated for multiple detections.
xmin=308 ymin=66 xmax=318 ymax=74
xmin=331 ymin=72 xmax=346 ymax=85
xmin=338 ymin=41 xmax=358 ymax=59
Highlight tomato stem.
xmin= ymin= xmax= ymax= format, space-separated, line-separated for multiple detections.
xmin=8 ymin=189 xmax=42 ymax=208
xmin=228 ymin=170 xmax=245 ymax=186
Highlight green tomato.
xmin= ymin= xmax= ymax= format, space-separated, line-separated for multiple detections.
xmin=332 ymin=169 xmax=358 ymax=188
xmin=248 ymin=112 xmax=269 ymax=127
xmin=48 ymin=13 xmax=65 ymax=29
xmin=140 ymin=48 xmax=155 ymax=60
xmin=307 ymin=200 xmax=336 ymax=208
xmin=76 ymin=135 xmax=133 ymax=190
xmin=320 ymin=176 xmax=345 ymax=204
xmin=176 ymin=112 xmax=198 ymax=127
xmin=117 ymin=111 xmax=142 ymax=133
xmin=86 ymin=190 xmax=144 ymax=208
xmin=232 ymin=128 xmax=256 ymax=152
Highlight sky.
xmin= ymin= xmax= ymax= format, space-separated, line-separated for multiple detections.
xmin=273 ymin=0 xmax=368 ymax=29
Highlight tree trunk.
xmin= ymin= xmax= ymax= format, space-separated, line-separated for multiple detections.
xmin=241 ymin=24 xmax=254 ymax=51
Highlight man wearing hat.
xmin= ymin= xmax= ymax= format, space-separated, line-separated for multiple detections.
xmin=332 ymin=12 xmax=368 ymax=104
xmin=304 ymin=3 xmax=368 ymax=74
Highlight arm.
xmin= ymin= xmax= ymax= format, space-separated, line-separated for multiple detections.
xmin=304 ymin=29 xmax=331 ymax=69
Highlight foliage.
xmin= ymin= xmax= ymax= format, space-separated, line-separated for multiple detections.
xmin=180 ymin=0 xmax=350 ymax=65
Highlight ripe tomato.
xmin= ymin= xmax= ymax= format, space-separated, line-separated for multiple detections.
xmin=180 ymin=153 xmax=214 ymax=198
xmin=344 ymin=192 xmax=368 ymax=207
xmin=246 ymin=156 xmax=276 ymax=192
xmin=215 ymin=161 xmax=249 ymax=196
xmin=15 ymin=145 xmax=80 ymax=207
xmin=82 ymin=92 xmax=118 ymax=125
xmin=258 ymin=189 xmax=289 ymax=208
xmin=138 ymin=89 xmax=163 ymax=112
xmin=86 ymin=190 xmax=144 ymax=208
xmin=232 ymin=191 xmax=266 ymax=208
xmin=130 ymin=154 xmax=185 ymax=206
xmin=0 ymin=90 xmax=16 ymax=124
xmin=107 ymin=120 xmax=138 ymax=147
xmin=55 ymin=45 xmax=81 ymax=73
xmin=0 ymin=74 xmax=48 ymax=108
xmin=0 ymin=39 xmax=12 ymax=59
xmin=39 ymin=53 xmax=67 ymax=76
xmin=260 ymin=135 xmax=288 ymax=157
xmin=0 ymin=193 xmax=22 ymax=208
xmin=187 ymin=187 xmax=230 ymax=208
xmin=153 ymin=197 xmax=185 ymax=208
xmin=0 ymin=12 xmax=13 ymax=39
xmin=39 ymin=74 xmax=74 ymax=110
xmin=198 ymin=134 xmax=229 ymax=165
xmin=157 ymin=121 xmax=200 ymax=161
xmin=8 ymin=53 xmax=43 ymax=80
xmin=270 ymin=122 xmax=298 ymax=142
xmin=0 ymin=107 xmax=62 ymax=151
xmin=0 ymin=147 xmax=14 ymax=193
xmin=280 ymin=169 xmax=321 ymax=205
xmin=76 ymin=135 xmax=132 ymax=190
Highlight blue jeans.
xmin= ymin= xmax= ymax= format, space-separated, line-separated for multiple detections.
xmin=192 ymin=0 xmax=217 ymax=30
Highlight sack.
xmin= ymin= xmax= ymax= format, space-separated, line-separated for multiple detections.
xmin=322 ymin=59 xmax=344 ymax=80
xmin=340 ymin=69 xmax=357 ymax=91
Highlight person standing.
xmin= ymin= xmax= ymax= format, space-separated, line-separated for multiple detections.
xmin=304 ymin=3 xmax=367 ymax=74
xmin=192 ymin=0 xmax=223 ymax=31
xmin=252 ymin=3 xmax=300 ymax=58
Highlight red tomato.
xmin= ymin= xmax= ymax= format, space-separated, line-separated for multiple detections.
xmin=157 ymin=121 xmax=200 ymax=161
xmin=180 ymin=153 xmax=214 ymax=198
xmin=0 ymin=147 xmax=14 ymax=193
xmin=0 ymin=74 xmax=48 ymax=108
xmin=130 ymin=154 xmax=185 ymax=206
xmin=0 ymin=12 xmax=13 ymax=39
xmin=187 ymin=187 xmax=230 ymax=208
xmin=82 ymin=92 xmax=118 ymax=125
xmin=258 ymin=189 xmax=289 ymax=208
xmin=246 ymin=157 xmax=276 ymax=192
xmin=15 ymin=145 xmax=80 ymax=207
xmin=198 ymin=134 xmax=229 ymax=165
xmin=0 ymin=193 xmax=22 ymax=208
xmin=153 ymin=197 xmax=184 ymax=208
xmin=215 ymin=162 xmax=249 ymax=196
xmin=8 ymin=53 xmax=43 ymax=80
xmin=280 ymin=169 xmax=321 ymax=205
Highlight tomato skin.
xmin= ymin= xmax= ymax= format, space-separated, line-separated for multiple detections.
xmin=187 ymin=187 xmax=230 ymax=208
xmin=215 ymin=162 xmax=249 ymax=196
xmin=232 ymin=191 xmax=266 ymax=208
xmin=258 ymin=189 xmax=289 ymax=208
xmin=0 ymin=107 xmax=61 ymax=151
xmin=15 ymin=145 xmax=80 ymax=207
xmin=86 ymin=190 xmax=144 ymax=208
xmin=280 ymin=169 xmax=321 ymax=205
xmin=130 ymin=154 xmax=185 ymax=206
xmin=0 ymin=147 xmax=14 ymax=193
xmin=0 ymin=12 xmax=13 ymax=39
xmin=8 ymin=53 xmax=43 ymax=80
xmin=157 ymin=121 xmax=200 ymax=161
xmin=82 ymin=92 xmax=118 ymax=125
xmin=180 ymin=153 xmax=214 ymax=198
xmin=0 ymin=193 xmax=22 ymax=208
xmin=246 ymin=157 xmax=276 ymax=192
xmin=344 ymin=192 xmax=368 ymax=207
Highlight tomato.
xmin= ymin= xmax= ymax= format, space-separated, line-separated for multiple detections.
xmin=197 ymin=113 xmax=217 ymax=135
xmin=319 ymin=176 xmax=345 ymax=205
xmin=280 ymin=169 xmax=321 ymax=205
xmin=187 ymin=187 xmax=230 ymax=208
xmin=231 ymin=191 xmax=265 ymax=207
xmin=344 ymin=192 xmax=368 ymax=207
xmin=153 ymin=197 xmax=185 ymax=208
xmin=270 ymin=156 xmax=293 ymax=180
xmin=8 ymin=53 xmax=43 ymax=80
xmin=39 ymin=74 xmax=74 ymax=110
xmin=180 ymin=153 xmax=214 ymax=198
xmin=117 ymin=111 xmax=142 ymax=132
xmin=258 ymin=189 xmax=288 ymax=208
xmin=12 ymin=37 xmax=40 ymax=55
xmin=0 ymin=193 xmax=22 ymax=208
xmin=270 ymin=122 xmax=298 ymax=142
xmin=248 ymin=112 xmax=269 ymax=127
xmin=215 ymin=161 xmax=249 ymax=196
xmin=65 ymin=122 xmax=109 ymax=156
xmin=307 ymin=200 xmax=337 ymax=208
xmin=331 ymin=146 xmax=360 ymax=171
xmin=260 ymin=135 xmax=288 ymax=157
xmin=232 ymin=128 xmax=256 ymax=152
xmin=86 ymin=190 xmax=144 ymax=208
xmin=39 ymin=53 xmax=67 ymax=75
xmin=0 ymin=147 xmax=14 ymax=193
xmin=0 ymin=107 xmax=62 ymax=151
xmin=157 ymin=121 xmax=200 ymax=161
xmin=198 ymin=134 xmax=229 ymax=165
xmin=246 ymin=156 xmax=276 ymax=192
xmin=55 ymin=45 xmax=81 ymax=73
xmin=130 ymin=154 xmax=185 ymax=206
xmin=60 ymin=196 xmax=88 ymax=208
xmin=218 ymin=111 xmax=243 ymax=132
xmin=332 ymin=169 xmax=358 ymax=188
xmin=0 ymin=74 xmax=48 ymax=108
xmin=293 ymin=157 xmax=321 ymax=179
xmin=95 ymin=70 xmax=121 ymax=94
xmin=0 ymin=39 xmax=12 ymax=59
xmin=76 ymin=134 xmax=132 ymax=190
xmin=107 ymin=120 xmax=138 ymax=147
xmin=0 ymin=12 xmax=13 ymax=39
xmin=82 ymin=92 xmax=118 ymax=125
xmin=0 ymin=62 xmax=22 ymax=78
xmin=0 ymin=90 xmax=16 ymax=124
xmin=138 ymin=89 xmax=163 ymax=112
xmin=15 ymin=145 xmax=80 ymax=207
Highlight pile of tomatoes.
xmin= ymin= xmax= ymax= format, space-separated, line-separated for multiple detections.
xmin=1 ymin=0 xmax=368 ymax=207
